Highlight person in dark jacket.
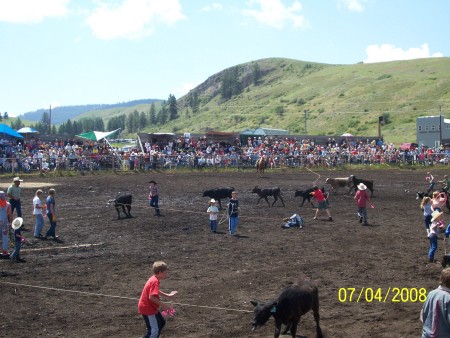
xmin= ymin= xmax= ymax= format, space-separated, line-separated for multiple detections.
xmin=228 ymin=191 xmax=239 ymax=236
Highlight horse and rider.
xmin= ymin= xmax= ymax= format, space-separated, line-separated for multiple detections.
xmin=256 ymin=154 xmax=267 ymax=174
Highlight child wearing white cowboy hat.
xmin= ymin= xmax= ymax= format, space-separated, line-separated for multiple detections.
xmin=428 ymin=210 xmax=444 ymax=264
xmin=206 ymin=199 xmax=219 ymax=233
xmin=354 ymin=183 xmax=373 ymax=226
xmin=10 ymin=217 xmax=26 ymax=263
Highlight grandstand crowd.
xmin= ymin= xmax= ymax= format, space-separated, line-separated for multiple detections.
xmin=0 ymin=134 xmax=449 ymax=173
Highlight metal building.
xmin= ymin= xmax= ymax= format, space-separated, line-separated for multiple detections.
xmin=416 ymin=115 xmax=450 ymax=148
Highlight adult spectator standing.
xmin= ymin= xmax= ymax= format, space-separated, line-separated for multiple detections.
xmin=45 ymin=189 xmax=59 ymax=240
xmin=7 ymin=177 xmax=23 ymax=219
xmin=0 ymin=191 xmax=12 ymax=258
xmin=421 ymin=267 xmax=450 ymax=337
xmin=149 ymin=180 xmax=161 ymax=216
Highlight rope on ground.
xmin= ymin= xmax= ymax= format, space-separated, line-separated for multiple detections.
xmin=0 ymin=281 xmax=252 ymax=313
xmin=22 ymin=243 xmax=105 ymax=252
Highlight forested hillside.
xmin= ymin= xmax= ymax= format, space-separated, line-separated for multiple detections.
xmin=13 ymin=57 xmax=450 ymax=144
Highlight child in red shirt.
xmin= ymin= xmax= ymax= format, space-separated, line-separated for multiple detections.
xmin=311 ymin=186 xmax=332 ymax=221
xmin=138 ymin=261 xmax=178 ymax=338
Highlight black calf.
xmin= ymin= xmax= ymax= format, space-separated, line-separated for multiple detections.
xmin=109 ymin=193 xmax=133 ymax=219
xmin=251 ymin=279 xmax=323 ymax=338
xmin=252 ymin=186 xmax=285 ymax=207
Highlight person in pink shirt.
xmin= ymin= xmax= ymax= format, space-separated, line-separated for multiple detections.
xmin=354 ymin=183 xmax=373 ymax=226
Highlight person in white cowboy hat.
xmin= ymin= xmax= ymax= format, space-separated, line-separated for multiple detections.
xmin=354 ymin=182 xmax=373 ymax=226
xmin=10 ymin=217 xmax=25 ymax=263
xmin=7 ymin=176 xmax=23 ymax=219
xmin=206 ymin=199 xmax=219 ymax=233
xmin=428 ymin=210 xmax=444 ymax=264
xmin=0 ymin=191 xmax=13 ymax=258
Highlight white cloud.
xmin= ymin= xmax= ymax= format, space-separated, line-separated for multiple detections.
xmin=338 ymin=0 xmax=365 ymax=12
xmin=200 ymin=3 xmax=223 ymax=12
xmin=86 ymin=0 xmax=186 ymax=40
xmin=364 ymin=43 xmax=444 ymax=63
xmin=172 ymin=81 xmax=198 ymax=98
xmin=0 ymin=0 xmax=69 ymax=23
xmin=242 ymin=0 xmax=306 ymax=29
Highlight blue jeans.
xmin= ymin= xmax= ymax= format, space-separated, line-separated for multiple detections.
xmin=229 ymin=216 xmax=238 ymax=235
xmin=429 ymin=236 xmax=438 ymax=261
xmin=142 ymin=312 xmax=165 ymax=338
xmin=45 ymin=212 xmax=57 ymax=238
xmin=150 ymin=195 xmax=160 ymax=215
xmin=9 ymin=199 xmax=22 ymax=218
xmin=10 ymin=239 xmax=21 ymax=259
xmin=210 ymin=220 xmax=217 ymax=232
xmin=34 ymin=214 xmax=45 ymax=237
xmin=358 ymin=207 xmax=368 ymax=224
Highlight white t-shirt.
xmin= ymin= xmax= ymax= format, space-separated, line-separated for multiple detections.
xmin=33 ymin=196 xmax=43 ymax=215
xmin=207 ymin=205 xmax=219 ymax=220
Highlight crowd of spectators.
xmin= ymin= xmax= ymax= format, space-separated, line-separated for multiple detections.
xmin=0 ymin=134 xmax=448 ymax=174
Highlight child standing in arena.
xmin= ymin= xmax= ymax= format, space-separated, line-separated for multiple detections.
xmin=138 ymin=261 xmax=178 ymax=338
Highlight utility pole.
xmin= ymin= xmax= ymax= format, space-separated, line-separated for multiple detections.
xmin=378 ymin=116 xmax=383 ymax=139
xmin=49 ymin=104 xmax=52 ymax=134
xmin=439 ymin=105 xmax=442 ymax=147
xmin=304 ymin=109 xmax=308 ymax=135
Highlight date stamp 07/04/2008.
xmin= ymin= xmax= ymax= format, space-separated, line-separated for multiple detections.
xmin=338 ymin=287 xmax=428 ymax=303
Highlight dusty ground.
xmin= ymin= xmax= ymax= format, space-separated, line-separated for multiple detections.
xmin=0 ymin=167 xmax=448 ymax=338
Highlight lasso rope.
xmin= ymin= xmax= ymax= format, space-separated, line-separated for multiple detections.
xmin=304 ymin=166 xmax=322 ymax=185
xmin=0 ymin=281 xmax=252 ymax=313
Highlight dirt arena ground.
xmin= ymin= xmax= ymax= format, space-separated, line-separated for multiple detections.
xmin=0 ymin=167 xmax=449 ymax=338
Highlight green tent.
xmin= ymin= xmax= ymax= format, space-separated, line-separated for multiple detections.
xmin=75 ymin=128 xmax=120 ymax=141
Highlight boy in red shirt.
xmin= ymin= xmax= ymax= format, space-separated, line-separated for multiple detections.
xmin=138 ymin=261 xmax=178 ymax=338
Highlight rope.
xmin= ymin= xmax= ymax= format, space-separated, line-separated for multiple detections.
xmin=0 ymin=281 xmax=252 ymax=313
xmin=22 ymin=243 xmax=104 ymax=252
xmin=304 ymin=166 xmax=322 ymax=185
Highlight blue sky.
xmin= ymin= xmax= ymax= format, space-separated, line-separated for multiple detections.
xmin=0 ymin=0 xmax=448 ymax=117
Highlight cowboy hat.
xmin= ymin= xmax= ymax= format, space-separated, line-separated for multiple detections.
xmin=431 ymin=210 xmax=444 ymax=222
xmin=13 ymin=177 xmax=23 ymax=182
xmin=357 ymin=183 xmax=367 ymax=191
xmin=210 ymin=199 xmax=216 ymax=203
xmin=11 ymin=217 xmax=23 ymax=230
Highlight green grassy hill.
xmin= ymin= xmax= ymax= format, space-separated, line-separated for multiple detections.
xmin=76 ymin=57 xmax=450 ymax=144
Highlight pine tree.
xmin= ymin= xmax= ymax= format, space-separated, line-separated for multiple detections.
xmin=158 ymin=106 xmax=168 ymax=124
xmin=187 ymin=91 xmax=200 ymax=113
xmin=221 ymin=66 xmax=241 ymax=100
xmin=168 ymin=94 xmax=178 ymax=120
xmin=149 ymin=103 xmax=157 ymax=125
xmin=252 ymin=62 xmax=261 ymax=85
xmin=140 ymin=111 xmax=147 ymax=129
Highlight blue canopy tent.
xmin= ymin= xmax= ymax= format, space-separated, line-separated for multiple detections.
xmin=0 ymin=124 xmax=23 ymax=138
